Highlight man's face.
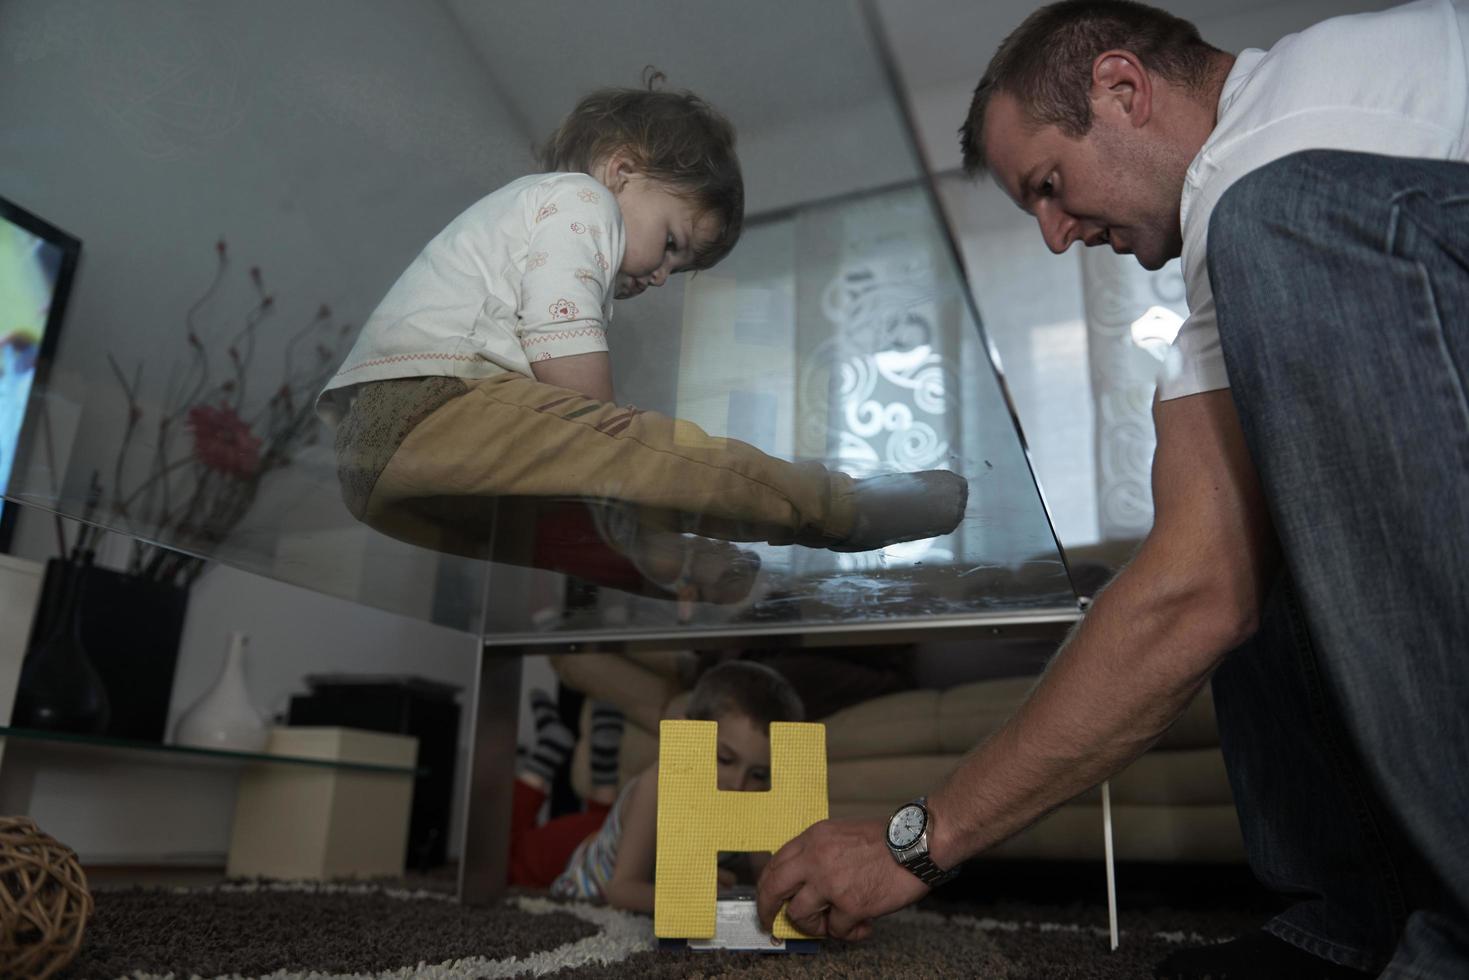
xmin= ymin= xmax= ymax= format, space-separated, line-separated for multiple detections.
xmin=982 ymin=91 xmax=1183 ymax=271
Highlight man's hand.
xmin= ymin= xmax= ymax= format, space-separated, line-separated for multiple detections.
xmin=755 ymin=817 xmax=930 ymax=941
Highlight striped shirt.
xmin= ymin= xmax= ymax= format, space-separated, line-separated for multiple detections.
xmin=550 ymin=775 xmax=638 ymax=902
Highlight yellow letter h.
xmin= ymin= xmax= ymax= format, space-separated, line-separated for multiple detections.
xmin=653 ymin=719 xmax=827 ymax=940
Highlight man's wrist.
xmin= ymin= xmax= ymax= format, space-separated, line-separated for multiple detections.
xmin=885 ymin=797 xmax=960 ymax=888
xmin=922 ymin=792 xmax=963 ymax=872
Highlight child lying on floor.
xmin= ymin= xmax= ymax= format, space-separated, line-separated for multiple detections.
xmin=317 ymin=73 xmax=968 ymax=603
xmin=508 ymin=661 xmax=804 ymax=911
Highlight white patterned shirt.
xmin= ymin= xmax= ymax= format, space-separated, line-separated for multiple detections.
xmin=317 ymin=172 xmax=624 ymax=424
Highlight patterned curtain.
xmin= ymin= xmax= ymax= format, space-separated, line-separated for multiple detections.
xmin=1079 ymin=248 xmax=1188 ymax=542
xmin=793 ymin=189 xmax=965 ymax=571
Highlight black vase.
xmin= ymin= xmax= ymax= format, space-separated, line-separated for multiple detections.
xmin=11 ymin=559 xmax=111 ymax=734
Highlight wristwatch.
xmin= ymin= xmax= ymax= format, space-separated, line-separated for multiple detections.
xmin=885 ymin=797 xmax=958 ymax=887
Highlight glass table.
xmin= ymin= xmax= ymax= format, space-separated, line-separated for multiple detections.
xmin=0 ymin=0 xmax=1080 ymax=903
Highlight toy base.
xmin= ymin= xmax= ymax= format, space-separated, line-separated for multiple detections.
xmin=656 ymin=896 xmax=820 ymax=953
xmin=659 ymin=938 xmax=820 ymax=954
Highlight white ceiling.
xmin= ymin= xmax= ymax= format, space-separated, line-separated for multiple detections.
xmin=441 ymin=0 xmax=1377 ymax=131
xmin=440 ymin=0 xmax=891 ymax=144
xmin=440 ymin=0 xmax=1393 ymax=208
xmin=869 ymin=0 xmax=1289 ymax=90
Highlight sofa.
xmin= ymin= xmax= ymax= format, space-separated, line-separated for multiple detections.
xmin=549 ymin=644 xmax=1245 ymax=864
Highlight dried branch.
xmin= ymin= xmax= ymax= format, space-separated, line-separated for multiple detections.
xmin=100 ymin=239 xmax=350 ymax=587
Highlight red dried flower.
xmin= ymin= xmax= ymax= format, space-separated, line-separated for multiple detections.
xmin=187 ymin=403 xmax=262 ymax=478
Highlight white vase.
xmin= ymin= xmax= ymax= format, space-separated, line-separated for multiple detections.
xmin=173 ymin=631 xmax=269 ymax=752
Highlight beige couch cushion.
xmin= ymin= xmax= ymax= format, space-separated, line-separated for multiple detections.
xmin=825 ymin=747 xmax=1231 ymax=809
xmin=556 ymin=649 xmax=1241 ymax=864
xmin=822 ymin=690 xmax=944 ymax=761
xmin=821 ymin=677 xmax=1221 ymax=762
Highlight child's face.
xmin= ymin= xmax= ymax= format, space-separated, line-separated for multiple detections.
xmin=610 ymin=174 xmax=722 ymax=300
xmin=713 ymin=711 xmax=773 ymax=793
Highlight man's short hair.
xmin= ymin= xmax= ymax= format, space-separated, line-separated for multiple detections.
xmin=959 ymin=0 xmax=1221 ymax=176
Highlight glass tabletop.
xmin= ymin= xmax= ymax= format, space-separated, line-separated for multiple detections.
xmin=0 ymin=0 xmax=1075 ymax=640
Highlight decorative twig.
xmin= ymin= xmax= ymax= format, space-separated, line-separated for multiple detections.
xmin=100 ymin=239 xmax=353 ymax=587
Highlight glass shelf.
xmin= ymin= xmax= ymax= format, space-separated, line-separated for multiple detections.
xmin=0 ymin=726 xmax=424 ymax=776
xmin=1 ymin=0 xmax=1075 ymax=642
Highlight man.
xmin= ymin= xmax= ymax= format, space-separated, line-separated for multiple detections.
xmin=755 ymin=1 xmax=1469 ymax=977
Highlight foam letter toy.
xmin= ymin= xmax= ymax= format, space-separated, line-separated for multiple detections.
xmin=654 ymin=719 xmax=827 ymax=940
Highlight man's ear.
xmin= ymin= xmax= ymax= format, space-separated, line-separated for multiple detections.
xmin=1091 ymin=49 xmax=1153 ymax=128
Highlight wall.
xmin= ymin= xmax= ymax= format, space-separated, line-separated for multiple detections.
xmin=0 ymin=0 xmax=542 ymax=864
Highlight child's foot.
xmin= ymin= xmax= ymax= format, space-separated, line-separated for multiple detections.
xmin=588 ymin=702 xmax=625 ymax=791
xmin=633 ymin=531 xmax=762 ymax=604
xmin=830 ymin=470 xmax=969 ymax=552
xmin=520 ymin=689 xmax=574 ymax=784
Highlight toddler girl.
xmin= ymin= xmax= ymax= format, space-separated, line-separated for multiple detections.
xmin=318 ymin=76 xmax=968 ymax=603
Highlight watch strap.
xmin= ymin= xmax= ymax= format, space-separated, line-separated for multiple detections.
xmin=902 ymin=851 xmax=958 ymax=886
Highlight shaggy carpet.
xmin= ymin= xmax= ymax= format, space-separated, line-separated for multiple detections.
xmin=52 ymin=879 xmax=1266 ymax=979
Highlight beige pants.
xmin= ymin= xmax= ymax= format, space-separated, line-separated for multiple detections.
xmin=335 ymin=373 xmax=857 ymax=563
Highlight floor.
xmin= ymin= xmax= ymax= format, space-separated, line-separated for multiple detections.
xmin=83 ymin=865 xmax=229 ymax=889
xmin=80 ymin=858 xmax=1276 ymax=913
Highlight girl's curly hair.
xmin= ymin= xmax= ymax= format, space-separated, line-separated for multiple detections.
xmin=538 ymin=68 xmax=744 ymax=270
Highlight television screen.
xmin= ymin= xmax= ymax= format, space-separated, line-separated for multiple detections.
xmin=0 ymin=196 xmax=80 ymax=552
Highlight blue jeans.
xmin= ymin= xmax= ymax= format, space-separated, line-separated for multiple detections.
xmin=1208 ymin=150 xmax=1469 ymax=978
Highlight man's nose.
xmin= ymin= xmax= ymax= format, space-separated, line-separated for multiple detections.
xmin=1038 ymin=207 xmax=1077 ymax=254
xmin=650 ymin=264 xmax=669 ymax=286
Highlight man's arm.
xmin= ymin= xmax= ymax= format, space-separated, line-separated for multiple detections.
xmin=925 ymin=387 xmax=1277 ymax=861
xmin=757 ymin=388 xmax=1278 ymax=939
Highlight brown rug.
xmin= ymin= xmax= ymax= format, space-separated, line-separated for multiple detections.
xmin=53 ymin=879 xmax=1261 ymax=979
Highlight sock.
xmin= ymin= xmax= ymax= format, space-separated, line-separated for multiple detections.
xmin=1154 ymin=931 xmax=1374 ymax=980
xmin=588 ymin=702 xmax=625 ymax=789
xmin=832 ymin=470 xmax=969 ymax=552
xmin=520 ymin=689 xmax=574 ymax=784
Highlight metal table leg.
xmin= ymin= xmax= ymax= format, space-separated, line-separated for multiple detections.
xmin=456 ymin=643 xmax=522 ymax=905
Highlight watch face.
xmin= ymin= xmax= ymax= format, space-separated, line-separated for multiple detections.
xmin=887 ymin=803 xmax=926 ymax=849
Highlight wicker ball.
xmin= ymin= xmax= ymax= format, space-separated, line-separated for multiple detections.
xmin=0 ymin=817 xmax=91 ymax=980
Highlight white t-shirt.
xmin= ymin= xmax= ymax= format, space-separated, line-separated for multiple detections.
xmin=317 ymin=172 xmax=625 ymax=424
xmin=1160 ymin=0 xmax=1469 ymax=401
